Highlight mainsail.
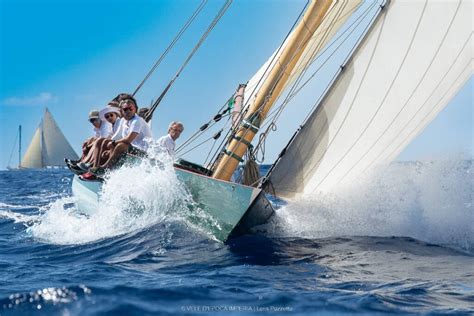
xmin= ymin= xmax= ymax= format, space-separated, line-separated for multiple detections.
xmin=22 ymin=108 xmax=79 ymax=168
xmin=267 ymin=0 xmax=472 ymax=198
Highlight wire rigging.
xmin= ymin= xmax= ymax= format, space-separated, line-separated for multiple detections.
xmin=132 ymin=0 xmax=208 ymax=97
xmin=145 ymin=0 xmax=233 ymax=122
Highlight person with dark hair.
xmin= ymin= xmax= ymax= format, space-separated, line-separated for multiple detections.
xmin=88 ymin=97 xmax=152 ymax=175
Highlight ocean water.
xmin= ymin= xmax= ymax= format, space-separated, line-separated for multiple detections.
xmin=0 ymin=160 xmax=473 ymax=315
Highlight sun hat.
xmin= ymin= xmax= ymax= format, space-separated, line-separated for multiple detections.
xmin=88 ymin=110 xmax=100 ymax=120
xmin=99 ymin=106 xmax=121 ymax=120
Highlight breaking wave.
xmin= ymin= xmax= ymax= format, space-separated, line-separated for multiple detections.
xmin=268 ymin=157 xmax=473 ymax=252
xmin=26 ymin=153 xmax=204 ymax=245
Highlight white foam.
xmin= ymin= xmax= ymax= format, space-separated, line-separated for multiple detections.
xmin=27 ymin=152 xmax=200 ymax=245
xmin=268 ymin=156 xmax=474 ymax=251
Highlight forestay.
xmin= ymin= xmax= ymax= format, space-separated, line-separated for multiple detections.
xmin=22 ymin=108 xmax=79 ymax=168
xmin=244 ymin=0 xmax=362 ymax=111
xmin=268 ymin=0 xmax=473 ymax=198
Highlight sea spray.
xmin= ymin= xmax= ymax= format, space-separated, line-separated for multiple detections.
xmin=268 ymin=158 xmax=473 ymax=252
xmin=27 ymin=153 xmax=206 ymax=245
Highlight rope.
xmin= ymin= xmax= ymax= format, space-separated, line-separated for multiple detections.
xmin=145 ymin=0 xmax=233 ymax=122
xmin=7 ymin=129 xmax=19 ymax=167
xmin=252 ymin=0 xmax=363 ymax=161
xmin=261 ymin=1 xmax=384 ymax=186
xmin=132 ymin=0 xmax=208 ymax=97
xmin=204 ymin=0 xmax=310 ymax=167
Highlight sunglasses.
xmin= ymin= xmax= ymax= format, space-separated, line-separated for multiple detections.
xmin=122 ymin=106 xmax=133 ymax=112
xmin=89 ymin=118 xmax=99 ymax=123
xmin=105 ymin=113 xmax=116 ymax=119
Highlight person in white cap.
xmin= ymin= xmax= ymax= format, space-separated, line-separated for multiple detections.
xmin=87 ymin=96 xmax=153 ymax=175
xmin=66 ymin=107 xmax=117 ymax=172
xmin=89 ymin=109 xmax=112 ymax=138
xmin=100 ymin=106 xmax=122 ymax=136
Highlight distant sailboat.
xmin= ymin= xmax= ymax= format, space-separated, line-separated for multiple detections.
xmin=21 ymin=108 xmax=79 ymax=168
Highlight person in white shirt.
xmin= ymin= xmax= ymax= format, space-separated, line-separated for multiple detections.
xmin=156 ymin=121 xmax=184 ymax=157
xmin=100 ymin=106 xmax=122 ymax=137
xmin=74 ymin=110 xmax=111 ymax=162
xmin=90 ymin=110 xmax=112 ymax=138
xmin=90 ymin=96 xmax=152 ymax=173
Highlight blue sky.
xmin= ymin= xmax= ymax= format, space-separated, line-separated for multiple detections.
xmin=0 ymin=0 xmax=472 ymax=170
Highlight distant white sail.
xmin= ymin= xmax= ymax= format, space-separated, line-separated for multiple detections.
xmin=21 ymin=108 xmax=79 ymax=168
xmin=244 ymin=0 xmax=362 ymax=111
xmin=268 ymin=0 xmax=473 ymax=198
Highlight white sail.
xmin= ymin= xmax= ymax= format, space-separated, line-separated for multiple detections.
xmin=268 ymin=0 xmax=473 ymax=198
xmin=21 ymin=125 xmax=43 ymax=168
xmin=21 ymin=108 xmax=78 ymax=168
xmin=244 ymin=0 xmax=362 ymax=110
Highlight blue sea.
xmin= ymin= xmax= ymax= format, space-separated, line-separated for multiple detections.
xmin=0 ymin=160 xmax=473 ymax=315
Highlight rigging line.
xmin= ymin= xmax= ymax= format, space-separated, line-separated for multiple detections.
xmin=286 ymin=1 xmax=387 ymax=186
xmin=175 ymin=112 xmax=231 ymax=153
xmin=254 ymin=1 xmax=377 ymax=156
xmin=263 ymin=1 xmax=384 ymax=185
xmin=253 ymin=0 xmax=357 ymax=113
xmin=7 ymin=130 xmax=19 ymax=167
xmin=177 ymin=134 xmax=219 ymax=158
xmin=210 ymin=0 xmax=330 ymax=166
xmin=284 ymin=1 xmax=362 ymax=85
xmin=287 ymin=1 xmax=377 ymax=118
xmin=253 ymin=0 xmax=350 ymax=155
xmin=176 ymin=96 xmax=233 ymax=151
xmin=337 ymin=1 xmax=463 ymax=186
xmin=238 ymin=1 xmax=310 ymax=113
xmin=366 ymin=38 xmax=472 ymax=166
xmin=229 ymin=0 xmax=313 ymax=141
xmin=313 ymin=0 xmax=429 ymax=191
xmin=215 ymin=0 xmax=338 ymax=160
xmin=257 ymin=0 xmax=374 ymax=135
xmin=132 ymin=0 xmax=208 ymax=97
xmin=145 ymin=0 xmax=233 ymax=122
xmin=274 ymin=0 xmax=378 ymax=126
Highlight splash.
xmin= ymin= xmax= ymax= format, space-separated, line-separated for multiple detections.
xmin=269 ymin=157 xmax=473 ymax=251
xmin=27 ymin=152 xmax=202 ymax=245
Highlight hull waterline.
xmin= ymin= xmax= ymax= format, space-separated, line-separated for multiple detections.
xmin=72 ymin=167 xmax=274 ymax=242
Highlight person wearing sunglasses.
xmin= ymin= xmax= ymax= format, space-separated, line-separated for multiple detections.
xmin=88 ymin=97 xmax=152 ymax=175
xmin=89 ymin=110 xmax=112 ymax=138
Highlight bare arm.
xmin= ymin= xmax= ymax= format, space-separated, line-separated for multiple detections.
xmin=117 ymin=132 xmax=138 ymax=145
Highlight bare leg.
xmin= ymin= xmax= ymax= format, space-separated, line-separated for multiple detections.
xmin=92 ymin=139 xmax=113 ymax=168
xmin=87 ymin=139 xmax=108 ymax=168
xmin=100 ymin=142 xmax=129 ymax=168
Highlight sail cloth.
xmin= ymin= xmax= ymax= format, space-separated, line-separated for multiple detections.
xmin=244 ymin=0 xmax=363 ymax=111
xmin=268 ymin=0 xmax=473 ymax=198
xmin=22 ymin=108 xmax=79 ymax=168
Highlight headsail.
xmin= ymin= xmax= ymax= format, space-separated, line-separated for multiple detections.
xmin=267 ymin=0 xmax=473 ymax=198
xmin=21 ymin=108 xmax=78 ymax=168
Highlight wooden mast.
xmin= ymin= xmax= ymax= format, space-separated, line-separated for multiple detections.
xmin=212 ymin=0 xmax=334 ymax=181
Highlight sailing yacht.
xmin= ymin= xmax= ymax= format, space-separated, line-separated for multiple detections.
xmin=21 ymin=108 xmax=78 ymax=168
xmin=71 ymin=0 xmax=472 ymax=241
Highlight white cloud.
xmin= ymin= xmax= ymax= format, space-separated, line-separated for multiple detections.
xmin=2 ymin=92 xmax=58 ymax=106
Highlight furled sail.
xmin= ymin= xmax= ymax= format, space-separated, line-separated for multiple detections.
xmin=267 ymin=0 xmax=473 ymax=198
xmin=244 ymin=0 xmax=362 ymax=111
xmin=21 ymin=108 xmax=79 ymax=168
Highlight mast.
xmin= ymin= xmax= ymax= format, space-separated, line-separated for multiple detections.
xmin=212 ymin=0 xmax=334 ymax=181
xmin=18 ymin=125 xmax=22 ymax=168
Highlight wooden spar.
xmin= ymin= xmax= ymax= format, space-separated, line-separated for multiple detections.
xmin=212 ymin=0 xmax=334 ymax=181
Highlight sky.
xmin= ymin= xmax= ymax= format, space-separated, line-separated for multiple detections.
xmin=0 ymin=0 xmax=472 ymax=170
